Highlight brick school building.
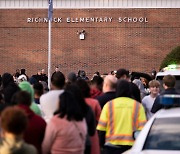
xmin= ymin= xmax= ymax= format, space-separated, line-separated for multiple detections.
xmin=0 ymin=0 xmax=180 ymax=77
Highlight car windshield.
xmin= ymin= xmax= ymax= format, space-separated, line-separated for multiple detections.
xmin=143 ymin=117 xmax=180 ymax=150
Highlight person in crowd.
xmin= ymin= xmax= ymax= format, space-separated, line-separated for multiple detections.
xmin=19 ymin=81 xmax=42 ymax=116
xmin=67 ymin=72 xmax=77 ymax=84
xmin=51 ymin=66 xmax=60 ymax=77
xmin=13 ymin=91 xmax=46 ymax=154
xmin=96 ymin=75 xmax=117 ymax=109
xmin=133 ymin=78 xmax=148 ymax=100
xmin=14 ymin=69 xmax=20 ymax=78
xmin=77 ymin=70 xmax=89 ymax=81
xmin=76 ymin=79 xmax=101 ymax=124
xmin=141 ymin=77 xmax=149 ymax=90
xmin=129 ymin=82 xmax=141 ymax=103
xmin=97 ymin=80 xmax=146 ymax=154
xmin=42 ymin=91 xmax=87 ymax=154
xmin=91 ymin=71 xmax=100 ymax=80
xmin=20 ymin=68 xmax=29 ymax=80
xmin=40 ymin=81 xmax=49 ymax=93
xmin=76 ymin=79 xmax=101 ymax=154
xmin=29 ymin=76 xmax=38 ymax=85
xmin=0 ymin=92 xmax=6 ymax=114
xmin=115 ymin=68 xmax=130 ymax=81
xmin=110 ymin=70 xmax=117 ymax=76
xmin=0 ymin=106 xmax=37 ymax=154
xmin=151 ymin=68 xmax=157 ymax=79
xmin=151 ymin=75 xmax=179 ymax=113
xmin=17 ymin=74 xmax=28 ymax=84
xmin=65 ymin=84 xmax=96 ymax=154
xmin=33 ymin=82 xmax=44 ymax=104
xmin=89 ymin=76 xmax=103 ymax=98
xmin=40 ymin=71 xmax=65 ymax=123
xmin=1 ymin=73 xmax=20 ymax=104
xmin=142 ymin=80 xmax=160 ymax=120
xmin=32 ymin=70 xmax=43 ymax=83
xmin=41 ymin=69 xmax=48 ymax=84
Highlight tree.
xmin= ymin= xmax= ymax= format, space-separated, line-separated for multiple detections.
xmin=160 ymin=46 xmax=180 ymax=70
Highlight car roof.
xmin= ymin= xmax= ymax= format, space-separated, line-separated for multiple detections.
xmin=154 ymin=107 xmax=180 ymax=118
xmin=156 ymin=70 xmax=180 ymax=76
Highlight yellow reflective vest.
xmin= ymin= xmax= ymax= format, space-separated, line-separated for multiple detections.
xmin=97 ymin=97 xmax=146 ymax=146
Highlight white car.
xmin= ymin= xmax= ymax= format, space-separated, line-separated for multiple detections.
xmin=156 ymin=65 xmax=180 ymax=93
xmin=124 ymin=95 xmax=180 ymax=154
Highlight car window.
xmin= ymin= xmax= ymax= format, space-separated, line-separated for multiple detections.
xmin=143 ymin=117 xmax=180 ymax=150
xmin=156 ymin=76 xmax=180 ymax=93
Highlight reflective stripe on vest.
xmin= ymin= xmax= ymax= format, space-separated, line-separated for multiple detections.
xmin=109 ymin=101 xmax=114 ymax=135
xmin=132 ymin=101 xmax=140 ymax=132
xmin=138 ymin=120 xmax=146 ymax=128
xmin=106 ymin=135 xmax=134 ymax=142
xmin=98 ymin=120 xmax=107 ymax=127
xmin=107 ymin=100 xmax=140 ymax=138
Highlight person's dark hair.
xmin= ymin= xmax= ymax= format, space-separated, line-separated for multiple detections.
xmin=67 ymin=72 xmax=77 ymax=83
xmin=116 ymin=68 xmax=129 ymax=79
xmin=54 ymin=91 xmax=84 ymax=121
xmin=91 ymin=75 xmax=104 ymax=90
xmin=65 ymin=84 xmax=89 ymax=117
xmin=94 ymin=71 xmax=100 ymax=76
xmin=20 ymin=69 xmax=26 ymax=75
xmin=0 ymin=92 xmax=5 ymax=104
xmin=65 ymin=83 xmax=96 ymax=137
xmin=12 ymin=91 xmax=32 ymax=106
xmin=2 ymin=73 xmax=14 ymax=88
xmin=33 ymin=82 xmax=44 ymax=96
xmin=77 ymin=70 xmax=89 ymax=81
xmin=163 ymin=75 xmax=176 ymax=88
xmin=51 ymin=71 xmax=65 ymax=89
xmin=116 ymin=80 xmax=131 ymax=98
xmin=129 ymin=82 xmax=141 ymax=102
xmin=1 ymin=106 xmax=28 ymax=135
xmin=29 ymin=76 xmax=38 ymax=85
xmin=76 ymin=79 xmax=91 ymax=98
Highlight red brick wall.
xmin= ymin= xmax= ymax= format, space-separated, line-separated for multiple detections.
xmin=0 ymin=9 xmax=179 ymax=78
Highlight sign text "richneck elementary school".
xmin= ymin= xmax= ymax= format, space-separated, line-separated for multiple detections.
xmin=27 ymin=17 xmax=148 ymax=23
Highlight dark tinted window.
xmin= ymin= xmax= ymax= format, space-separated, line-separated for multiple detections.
xmin=143 ymin=117 xmax=180 ymax=150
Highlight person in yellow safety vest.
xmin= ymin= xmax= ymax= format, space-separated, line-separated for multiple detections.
xmin=97 ymin=79 xmax=147 ymax=154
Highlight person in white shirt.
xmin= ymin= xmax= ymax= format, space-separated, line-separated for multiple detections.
xmin=142 ymin=80 xmax=160 ymax=120
xmin=40 ymin=71 xmax=65 ymax=123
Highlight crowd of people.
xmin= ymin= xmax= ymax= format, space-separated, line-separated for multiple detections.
xmin=0 ymin=67 xmax=179 ymax=154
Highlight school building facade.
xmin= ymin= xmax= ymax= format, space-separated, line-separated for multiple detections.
xmin=0 ymin=0 xmax=180 ymax=77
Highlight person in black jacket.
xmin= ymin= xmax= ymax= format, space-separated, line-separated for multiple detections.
xmin=1 ymin=73 xmax=20 ymax=104
xmin=151 ymin=74 xmax=179 ymax=113
xmin=96 ymin=75 xmax=117 ymax=109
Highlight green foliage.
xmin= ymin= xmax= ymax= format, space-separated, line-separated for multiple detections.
xmin=160 ymin=46 xmax=180 ymax=69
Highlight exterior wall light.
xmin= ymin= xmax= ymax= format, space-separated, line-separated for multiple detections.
xmin=77 ymin=29 xmax=86 ymax=40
